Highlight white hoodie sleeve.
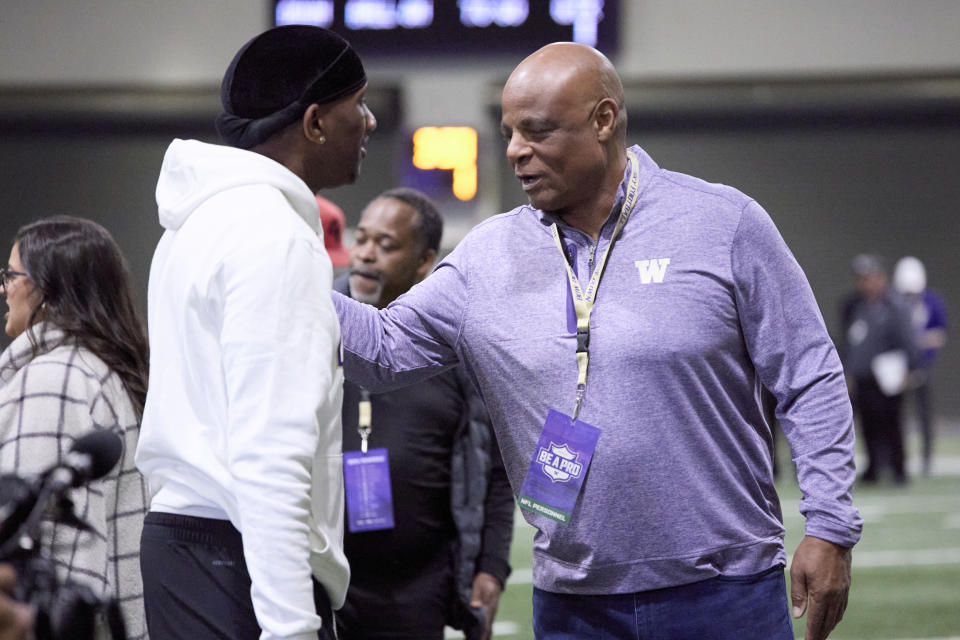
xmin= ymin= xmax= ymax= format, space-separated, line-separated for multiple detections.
xmin=219 ymin=229 xmax=336 ymax=640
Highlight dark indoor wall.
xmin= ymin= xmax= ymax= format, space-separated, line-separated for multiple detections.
xmin=0 ymin=124 xmax=398 ymax=342
xmin=1 ymin=133 xmax=176 ymax=304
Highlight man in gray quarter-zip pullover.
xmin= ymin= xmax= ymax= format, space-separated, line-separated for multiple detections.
xmin=333 ymin=42 xmax=861 ymax=640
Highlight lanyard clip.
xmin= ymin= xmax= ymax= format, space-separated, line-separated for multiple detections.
xmin=572 ymin=384 xmax=586 ymax=422
xmin=576 ymin=327 xmax=590 ymax=353
xmin=358 ymin=391 xmax=372 ymax=454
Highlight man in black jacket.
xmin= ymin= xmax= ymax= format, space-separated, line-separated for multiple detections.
xmin=840 ymin=254 xmax=917 ymax=484
xmin=335 ymin=188 xmax=514 ymax=640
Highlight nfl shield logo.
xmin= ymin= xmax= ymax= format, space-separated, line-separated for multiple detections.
xmin=536 ymin=442 xmax=584 ymax=483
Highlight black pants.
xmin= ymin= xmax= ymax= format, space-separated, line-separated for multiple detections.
xmin=336 ymin=547 xmax=454 ymax=640
xmin=141 ymin=512 xmax=336 ymax=640
xmin=855 ymin=377 xmax=905 ymax=481
xmin=913 ymin=376 xmax=934 ymax=472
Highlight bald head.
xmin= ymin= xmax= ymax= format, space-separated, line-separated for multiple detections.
xmin=499 ymin=43 xmax=628 ymax=233
xmin=504 ymin=42 xmax=626 ymax=143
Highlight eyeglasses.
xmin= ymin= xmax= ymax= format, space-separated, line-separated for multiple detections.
xmin=0 ymin=267 xmax=28 ymax=292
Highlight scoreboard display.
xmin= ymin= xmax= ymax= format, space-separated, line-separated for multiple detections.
xmin=273 ymin=0 xmax=618 ymax=55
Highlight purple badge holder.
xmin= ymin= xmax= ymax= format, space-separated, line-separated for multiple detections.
xmin=518 ymin=409 xmax=600 ymax=525
xmin=343 ymin=448 xmax=395 ymax=532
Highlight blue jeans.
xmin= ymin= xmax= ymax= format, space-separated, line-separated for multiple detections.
xmin=532 ymin=565 xmax=793 ymax=640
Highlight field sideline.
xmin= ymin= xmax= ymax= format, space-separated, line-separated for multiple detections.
xmin=446 ymin=425 xmax=960 ymax=639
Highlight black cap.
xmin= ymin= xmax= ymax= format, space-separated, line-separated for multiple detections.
xmin=215 ymin=25 xmax=367 ymax=149
xmin=851 ymin=253 xmax=886 ymax=276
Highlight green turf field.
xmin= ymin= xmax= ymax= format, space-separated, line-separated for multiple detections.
xmin=452 ymin=426 xmax=960 ymax=640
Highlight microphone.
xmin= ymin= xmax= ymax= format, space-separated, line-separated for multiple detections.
xmin=0 ymin=474 xmax=36 ymax=548
xmin=47 ymin=429 xmax=124 ymax=490
xmin=0 ymin=429 xmax=123 ymax=551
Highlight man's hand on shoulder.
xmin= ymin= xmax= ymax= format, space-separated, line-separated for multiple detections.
xmin=790 ymin=535 xmax=853 ymax=640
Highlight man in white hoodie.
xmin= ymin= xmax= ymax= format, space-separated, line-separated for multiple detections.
xmin=136 ymin=25 xmax=376 ymax=640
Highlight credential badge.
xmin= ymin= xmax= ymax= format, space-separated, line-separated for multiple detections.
xmin=536 ymin=442 xmax=584 ymax=483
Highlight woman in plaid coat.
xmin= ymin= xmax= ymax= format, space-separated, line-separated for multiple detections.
xmin=0 ymin=216 xmax=149 ymax=638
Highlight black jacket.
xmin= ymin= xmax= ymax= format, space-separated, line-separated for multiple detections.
xmin=334 ymin=276 xmax=513 ymax=636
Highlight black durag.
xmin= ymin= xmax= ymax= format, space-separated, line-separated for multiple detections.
xmin=215 ymin=25 xmax=367 ymax=149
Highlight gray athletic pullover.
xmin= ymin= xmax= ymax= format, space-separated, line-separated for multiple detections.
xmin=333 ymin=145 xmax=862 ymax=595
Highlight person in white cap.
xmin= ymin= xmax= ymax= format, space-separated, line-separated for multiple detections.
xmin=893 ymin=256 xmax=948 ymax=475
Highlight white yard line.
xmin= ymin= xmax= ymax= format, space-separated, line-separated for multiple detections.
xmin=508 ymin=567 xmax=533 ymax=584
xmin=851 ymin=453 xmax=960 ymax=476
xmin=943 ymin=513 xmax=960 ymax=529
xmin=844 ymin=547 xmax=960 ymax=568
xmin=444 ymin=621 xmax=519 ymax=638
xmin=781 ymin=494 xmax=960 ymax=520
